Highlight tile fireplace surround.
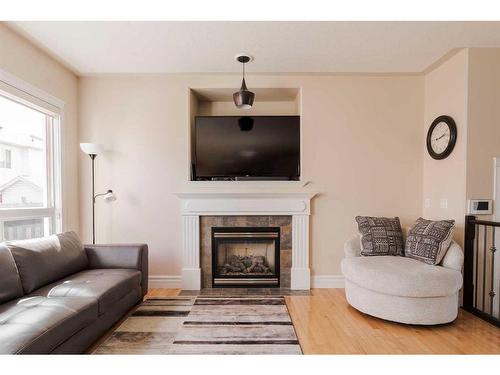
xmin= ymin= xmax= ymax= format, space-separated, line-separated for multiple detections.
xmin=202 ymin=216 xmax=290 ymax=288
xmin=176 ymin=192 xmax=316 ymax=290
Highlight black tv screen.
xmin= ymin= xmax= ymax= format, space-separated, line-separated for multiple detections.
xmin=193 ymin=116 xmax=300 ymax=180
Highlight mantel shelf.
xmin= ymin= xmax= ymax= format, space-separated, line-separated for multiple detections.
xmin=175 ymin=192 xmax=317 ymax=200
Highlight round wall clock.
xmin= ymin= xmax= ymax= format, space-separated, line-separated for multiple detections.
xmin=426 ymin=115 xmax=457 ymax=160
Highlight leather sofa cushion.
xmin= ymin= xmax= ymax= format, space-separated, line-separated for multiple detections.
xmin=0 ymin=296 xmax=98 ymax=354
xmin=341 ymin=256 xmax=463 ymax=298
xmin=6 ymin=231 xmax=88 ymax=294
xmin=32 ymin=269 xmax=142 ymax=316
xmin=0 ymin=245 xmax=23 ymax=304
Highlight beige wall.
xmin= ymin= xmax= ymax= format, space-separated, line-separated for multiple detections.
xmin=423 ymin=49 xmax=469 ymax=245
xmin=0 ymin=23 xmax=80 ymax=233
xmin=79 ymin=74 xmax=424 ymax=277
xmin=422 ymin=47 xmax=500 ymax=244
xmin=466 ymin=49 xmax=500 ymax=210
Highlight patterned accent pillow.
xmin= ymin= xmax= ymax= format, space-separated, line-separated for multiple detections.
xmin=355 ymin=216 xmax=404 ymax=256
xmin=405 ymin=218 xmax=455 ymax=265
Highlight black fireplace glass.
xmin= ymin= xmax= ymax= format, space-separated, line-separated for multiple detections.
xmin=212 ymin=227 xmax=280 ymax=287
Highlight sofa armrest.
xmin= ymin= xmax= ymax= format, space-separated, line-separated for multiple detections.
xmin=440 ymin=241 xmax=464 ymax=272
xmin=344 ymin=236 xmax=361 ymax=258
xmin=85 ymin=244 xmax=148 ymax=297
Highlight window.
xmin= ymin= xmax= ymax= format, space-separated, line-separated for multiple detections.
xmin=0 ymin=83 xmax=62 ymax=242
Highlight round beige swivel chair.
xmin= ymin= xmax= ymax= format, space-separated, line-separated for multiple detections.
xmin=341 ymin=237 xmax=464 ymax=325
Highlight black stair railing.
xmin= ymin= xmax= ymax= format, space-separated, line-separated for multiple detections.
xmin=463 ymin=215 xmax=500 ymax=327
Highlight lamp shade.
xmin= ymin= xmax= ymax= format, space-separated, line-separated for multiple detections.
xmin=233 ymin=78 xmax=255 ymax=109
xmin=80 ymin=143 xmax=102 ymax=155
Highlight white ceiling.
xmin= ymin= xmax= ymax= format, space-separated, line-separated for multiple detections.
xmin=8 ymin=21 xmax=500 ymax=75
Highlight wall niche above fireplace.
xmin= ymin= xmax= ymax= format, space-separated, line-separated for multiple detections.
xmin=212 ymin=227 xmax=280 ymax=287
xmin=188 ymin=87 xmax=301 ymax=183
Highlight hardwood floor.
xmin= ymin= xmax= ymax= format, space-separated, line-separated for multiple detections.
xmin=285 ymin=289 xmax=500 ymax=354
xmin=146 ymin=288 xmax=500 ymax=354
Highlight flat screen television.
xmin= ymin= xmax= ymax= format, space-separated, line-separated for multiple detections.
xmin=193 ymin=115 xmax=300 ymax=181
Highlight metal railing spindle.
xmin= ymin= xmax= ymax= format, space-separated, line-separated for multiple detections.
xmin=475 ymin=224 xmax=479 ymax=308
xmin=490 ymin=228 xmax=496 ymax=316
xmin=483 ymin=226 xmax=488 ymax=312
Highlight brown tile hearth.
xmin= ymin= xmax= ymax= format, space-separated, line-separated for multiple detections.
xmin=200 ymin=215 xmax=293 ymax=289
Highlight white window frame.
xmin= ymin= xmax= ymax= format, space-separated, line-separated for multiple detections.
xmin=0 ymin=69 xmax=64 ymax=237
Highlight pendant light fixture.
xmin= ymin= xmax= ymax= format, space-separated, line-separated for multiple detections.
xmin=233 ymin=54 xmax=255 ymax=109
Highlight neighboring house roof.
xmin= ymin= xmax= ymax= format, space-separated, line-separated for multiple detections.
xmin=0 ymin=175 xmax=42 ymax=193
xmin=0 ymin=168 xmax=19 ymax=187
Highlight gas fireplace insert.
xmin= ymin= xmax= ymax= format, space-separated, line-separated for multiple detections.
xmin=212 ymin=227 xmax=280 ymax=287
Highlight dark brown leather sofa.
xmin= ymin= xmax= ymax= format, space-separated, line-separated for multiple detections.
xmin=0 ymin=231 xmax=148 ymax=354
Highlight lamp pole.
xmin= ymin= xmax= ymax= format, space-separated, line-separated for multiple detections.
xmin=90 ymin=154 xmax=97 ymax=244
xmin=81 ymin=143 xmax=116 ymax=245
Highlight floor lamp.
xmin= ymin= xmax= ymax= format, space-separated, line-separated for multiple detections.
xmin=80 ymin=143 xmax=117 ymax=244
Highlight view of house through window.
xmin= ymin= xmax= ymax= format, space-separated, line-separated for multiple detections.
xmin=0 ymin=92 xmax=59 ymax=241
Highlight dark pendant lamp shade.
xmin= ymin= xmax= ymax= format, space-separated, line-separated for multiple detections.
xmin=233 ymin=54 xmax=255 ymax=109
xmin=233 ymin=78 xmax=255 ymax=109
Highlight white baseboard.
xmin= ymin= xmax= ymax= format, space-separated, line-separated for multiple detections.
xmin=149 ymin=274 xmax=344 ymax=289
xmin=311 ymin=275 xmax=345 ymax=288
xmin=148 ymin=275 xmax=182 ymax=288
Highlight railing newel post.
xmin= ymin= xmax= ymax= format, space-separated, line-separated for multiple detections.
xmin=463 ymin=215 xmax=476 ymax=309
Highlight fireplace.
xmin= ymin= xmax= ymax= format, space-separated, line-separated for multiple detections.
xmin=177 ymin=192 xmax=315 ymax=290
xmin=212 ymin=227 xmax=280 ymax=287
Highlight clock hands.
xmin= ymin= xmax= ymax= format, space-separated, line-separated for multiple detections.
xmin=435 ymin=132 xmax=447 ymax=141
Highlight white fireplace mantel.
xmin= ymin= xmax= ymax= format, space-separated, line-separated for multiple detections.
xmin=176 ymin=192 xmax=316 ymax=290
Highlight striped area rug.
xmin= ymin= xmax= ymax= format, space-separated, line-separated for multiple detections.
xmin=171 ymin=296 xmax=302 ymax=354
xmin=93 ymin=297 xmax=195 ymax=354
xmin=93 ymin=296 xmax=302 ymax=355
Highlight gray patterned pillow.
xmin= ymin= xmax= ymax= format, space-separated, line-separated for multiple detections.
xmin=405 ymin=218 xmax=455 ymax=265
xmin=355 ymin=216 xmax=404 ymax=256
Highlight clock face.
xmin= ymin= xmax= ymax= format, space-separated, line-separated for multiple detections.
xmin=426 ymin=115 xmax=457 ymax=160
xmin=430 ymin=121 xmax=451 ymax=154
